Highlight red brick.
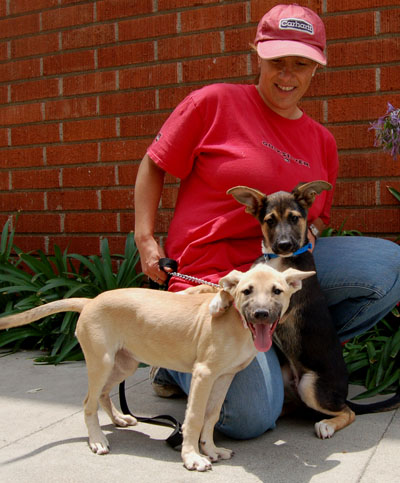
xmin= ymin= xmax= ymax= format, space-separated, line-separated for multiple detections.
xmin=182 ymin=55 xmax=249 ymax=83
xmin=328 ymin=38 xmax=400 ymax=67
xmin=0 ymin=128 xmax=9 ymax=147
xmin=300 ymin=99 xmax=323 ymax=123
xmin=99 ymin=91 xmax=155 ymax=116
xmin=154 ymin=211 xmax=174 ymax=233
xmin=380 ymin=66 xmax=400 ymax=92
xmin=10 ymin=0 xmax=58 ymax=15
xmin=307 ymin=69 xmax=376 ymax=97
xmin=0 ymin=42 xmax=8 ymax=62
xmin=45 ymin=97 xmax=98 ymax=121
xmin=161 ymin=187 xmax=178 ymax=209
xmin=324 ymin=12 xmax=375 ymax=40
xmin=64 ymin=212 xmax=118 ymax=233
xmin=0 ymin=14 xmax=40 ymax=40
xmin=12 ymin=78 xmax=60 ymax=102
xmin=46 ymin=143 xmax=98 ymax=166
xmin=0 ymin=86 xmax=7 ymax=104
xmin=11 ymin=123 xmax=60 ymax=146
xmin=328 ymin=94 xmax=400 ymax=123
xmin=180 ymin=3 xmax=248 ymax=32
xmin=41 ymin=4 xmax=93 ymax=31
xmin=97 ymin=0 xmax=153 ymax=20
xmin=331 ymin=208 xmax=400 ymax=234
xmin=338 ymin=152 xmax=398 ymax=178
xmin=101 ymin=188 xmax=135 ymax=209
xmin=101 ymin=140 xmax=148 ymax=162
xmin=63 ymin=71 xmax=116 ymax=96
xmin=47 ymin=189 xmax=99 ymax=210
xmin=0 ymin=191 xmax=44 ymax=211
xmin=13 ymin=235 xmax=46 ymax=252
xmin=381 ymin=9 xmax=400 ymax=34
xmin=119 ymin=212 xmax=135 ymax=232
xmin=251 ymin=0 xmax=322 ymax=21
xmin=47 ymin=235 xmax=100 ymax=255
xmin=333 ymin=181 xmax=376 ymax=206
xmin=120 ymin=113 xmax=169 ymax=138
xmin=63 ymin=24 xmax=115 ymax=50
xmin=0 ymin=147 xmax=43 ymax=169
xmin=119 ymin=64 xmax=177 ymax=89
xmin=328 ymin=124 xmax=373 ymax=151
xmin=98 ymin=43 xmax=154 ymax=68
xmin=63 ymin=118 xmax=116 ymax=142
xmin=225 ymin=27 xmax=256 ymax=53
xmin=158 ymin=86 xmax=196 ymax=110
xmin=380 ymin=182 xmax=400 ymax=206
xmin=119 ymin=14 xmax=177 ymax=42
xmin=0 ymin=59 xmax=40 ymax=82
xmin=11 ymin=32 xmax=59 ymax=58
xmin=17 ymin=213 xmax=61 ymax=233
xmin=43 ymin=51 xmax=95 ymax=75
xmin=326 ymin=0 xmax=397 ymax=13
xmin=0 ymin=173 xmax=9 ymax=191
xmin=12 ymin=168 xmax=60 ymax=189
xmin=0 ymin=103 xmax=42 ymax=126
xmin=158 ymin=32 xmax=221 ymax=60
xmin=62 ymin=165 xmax=115 ymax=188
xmin=118 ymin=164 xmax=140 ymax=186
xmin=158 ymin=0 xmax=215 ymax=9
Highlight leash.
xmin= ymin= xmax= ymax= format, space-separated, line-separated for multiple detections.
xmin=263 ymin=242 xmax=312 ymax=261
xmin=118 ymin=258 xmax=218 ymax=449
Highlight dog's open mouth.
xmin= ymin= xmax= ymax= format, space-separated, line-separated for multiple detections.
xmin=248 ymin=319 xmax=279 ymax=352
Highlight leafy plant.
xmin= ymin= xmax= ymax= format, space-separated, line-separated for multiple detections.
xmin=0 ymin=222 xmax=143 ymax=364
xmin=321 ymin=220 xmax=363 ymax=238
xmin=343 ymin=306 xmax=400 ymax=399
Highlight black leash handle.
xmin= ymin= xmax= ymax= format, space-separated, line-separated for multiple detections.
xmin=119 ymin=380 xmax=183 ymax=449
xmin=148 ymin=258 xmax=178 ymax=289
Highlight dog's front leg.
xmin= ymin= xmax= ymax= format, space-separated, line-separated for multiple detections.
xmin=181 ymin=364 xmax=216 ymax=471
xmin=199 ymin=373 xmax=234 ymax=462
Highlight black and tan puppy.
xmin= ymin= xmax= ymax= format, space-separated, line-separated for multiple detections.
xmin=227 ymin=181 xmax=400 ymax=439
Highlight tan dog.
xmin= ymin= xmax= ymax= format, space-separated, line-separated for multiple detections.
xmin=0 ymin=264 xmax=313 ymax=471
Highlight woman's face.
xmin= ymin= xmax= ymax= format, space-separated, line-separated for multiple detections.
xmin=257 ymin=56 xmax=318 ymax=119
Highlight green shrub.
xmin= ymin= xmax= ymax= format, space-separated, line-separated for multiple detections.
xmin=0 ymin=221 xmax=143 ymax=364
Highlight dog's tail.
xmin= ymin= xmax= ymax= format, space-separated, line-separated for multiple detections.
xmin=347 ymin=388 xmax=400 ymax=414
xmin=0 ymin=298 xmax=90 ymax=330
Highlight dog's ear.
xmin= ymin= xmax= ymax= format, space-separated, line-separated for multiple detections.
xmin=292 ymin=181 xmax=332 ymax=209
xmin=283 ymin=268 xmax=316 ymax=293
xmin=227 ymin=186 xmax=266 ymax=217
xmin=219 ymin=269 xmax=243 ymax=295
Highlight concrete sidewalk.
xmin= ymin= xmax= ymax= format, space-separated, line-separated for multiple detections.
xmin=0 ymin=351 xmax=399 ymax=483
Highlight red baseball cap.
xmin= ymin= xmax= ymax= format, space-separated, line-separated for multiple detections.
xmin=255 ymin=4 xmax=327 ymax=65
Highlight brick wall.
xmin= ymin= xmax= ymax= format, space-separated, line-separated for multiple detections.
xmin=0 ymin=0 xmax=399 ymax=255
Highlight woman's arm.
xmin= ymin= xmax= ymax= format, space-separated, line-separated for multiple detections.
xmin=134 ymin=154 xmax=170 ymax=283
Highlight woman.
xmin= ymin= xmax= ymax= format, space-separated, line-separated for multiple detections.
xmin=134 ymin=4 xmax=400 ymax=439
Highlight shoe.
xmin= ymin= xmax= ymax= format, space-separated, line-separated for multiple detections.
xmin=150 ymin=366 xmax=185 ymax=398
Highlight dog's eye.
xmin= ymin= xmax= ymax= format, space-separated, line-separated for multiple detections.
xmin=273 ymin=288 xmax=282 ymax=295
xmin=242 ymin=287 xmax=252 ymax=296
xmin=266 ymin=216 xmax=275 ymax=227
xmin=289 ymin=215 xmax=299 ymax=224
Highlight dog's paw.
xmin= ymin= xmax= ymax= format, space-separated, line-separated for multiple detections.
xmin=89 ymin=435 xmax=110 ymax=455
xmin=200 ymin=442 xmax=234 ymax=462
xmin=183 ymin=452 xmax=212 ymax=472
xmin=315 ymin=420 xmax=335 ymax=439
xmin=113 ymin=413 xmax=137 ymax=427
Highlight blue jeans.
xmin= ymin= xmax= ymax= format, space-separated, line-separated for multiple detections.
xmin=161 ymin=236 xmax=400 ymax=440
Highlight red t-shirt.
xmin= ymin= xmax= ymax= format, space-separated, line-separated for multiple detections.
xmin=147 ymin=83 xmax=338 ymax=291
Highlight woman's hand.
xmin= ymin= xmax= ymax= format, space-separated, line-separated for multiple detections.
xmin=135 ymin=235 xmax=171 ymax=284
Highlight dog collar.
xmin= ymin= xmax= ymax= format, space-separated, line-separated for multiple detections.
xmin=263 ymin=242 xmax=312 ymax=261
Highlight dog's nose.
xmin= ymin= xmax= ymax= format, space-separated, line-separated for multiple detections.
xmin=254 ymin=309 xmax=269 ymax=320
xmin=277 ymin=241 xmax=293 ymax=252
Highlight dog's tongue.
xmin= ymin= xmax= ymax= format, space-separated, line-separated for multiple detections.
xmin=253 ymin=324 xmax=273 ymax=352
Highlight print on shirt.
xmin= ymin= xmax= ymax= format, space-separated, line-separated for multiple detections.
xmin=262 ymin=140 xmax=310 ymax=168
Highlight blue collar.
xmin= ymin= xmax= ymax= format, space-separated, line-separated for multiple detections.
xmin=263 ymin=242 xmax=312 ymax=261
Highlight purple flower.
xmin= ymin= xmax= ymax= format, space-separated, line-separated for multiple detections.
xmin=370 ymin=103 xmax=400 ymax=160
